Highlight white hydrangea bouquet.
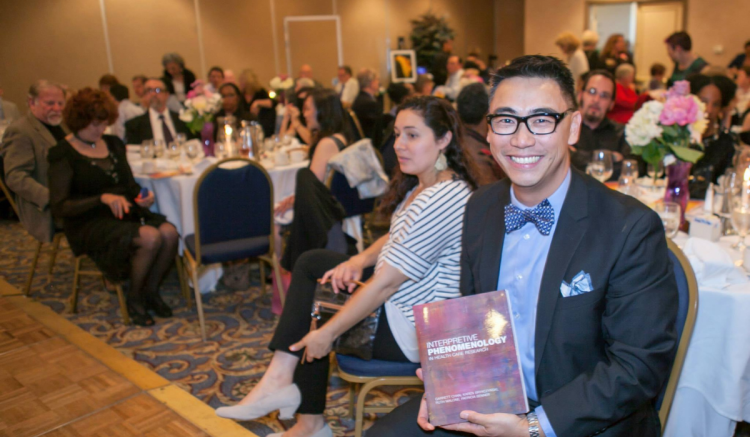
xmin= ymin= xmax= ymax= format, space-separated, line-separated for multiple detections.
xmin=179 ymin=80 xmax=222 ymax=135
xmin=625 ymin=80 xmax=707 ymax=179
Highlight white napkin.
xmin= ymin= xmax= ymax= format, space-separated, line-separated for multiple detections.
xmin=681 ymin=237 xmax=749 ymax=288
xmin=274 ymin=203 xmax=294 ymax=225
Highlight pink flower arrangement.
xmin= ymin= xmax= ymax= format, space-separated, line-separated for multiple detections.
xmin=659 ymin=95 xmax=701 ymax=126
xmin=666 ymin=80 xmax=690 ymax=98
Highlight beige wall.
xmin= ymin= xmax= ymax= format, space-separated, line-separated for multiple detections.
xmin=0 ymin=0 xmax=499 ymax=114
xmin=524 ymin=0 xmax=750 ymax=67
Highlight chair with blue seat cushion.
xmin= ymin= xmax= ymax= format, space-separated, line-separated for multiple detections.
xmin=658 ymin=238 xmax=699 ymax=431
xmin=182 ymin=157 xmax=284 ymax=341
xmin=335 ymin=354 xmax=422 ymax=437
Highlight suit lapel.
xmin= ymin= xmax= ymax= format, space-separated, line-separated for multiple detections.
xmin=534 ymin=169 xmax=590 ymax=374
xmin=28 ymin=113 xmax=57 ymax=148
xmin=478 ymin=181 xmax=511 ymax=293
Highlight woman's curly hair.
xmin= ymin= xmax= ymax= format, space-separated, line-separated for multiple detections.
xmin=378 ymin=96 xmax=479 ymax=216
xmin=63 ymin=87 xmax=118 ymax=133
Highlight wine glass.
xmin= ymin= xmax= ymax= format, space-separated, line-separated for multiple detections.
xmin=140 ymin=140 xmax=154 ymax=159
xmin=655 ymin=202 xmax=681 ymax=238
xmin=214 ymin=141 xmax=228 ymax=160
xmin=154 ymin=139 xmax=166 ymax=158
xmin=176 ymin=133 xmax=187 ymax=145
xmin=587 ymin=150 xmax=613 ymax=183
xmin=647 ymin=162 xmax=664 ymax=179
xmin=185 ymin=141 xmax=200 ymax=160
xmin=731 ymin=192 xmax=750 ymax=250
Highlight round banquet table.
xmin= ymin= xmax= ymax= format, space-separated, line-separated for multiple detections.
xmin=664 ymin=233 xmax=750 ymax=436
xmin=132 ymin=157 xmax=308 ymax=293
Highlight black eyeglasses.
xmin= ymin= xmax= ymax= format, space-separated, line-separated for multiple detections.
xmin=486 ymin=109 xmax=573 ymax=135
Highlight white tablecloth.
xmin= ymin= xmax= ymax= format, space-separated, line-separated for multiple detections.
xmin=133 ymin=157 xmax=307 ymax=293
xmin=664 ymin=234 xmax=750 ymax=436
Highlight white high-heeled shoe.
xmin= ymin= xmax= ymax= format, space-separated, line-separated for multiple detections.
xmin=267 ymin=423 xmax=333 ymax=437
xmin=215 ymin=384 xmax=302 ymax=421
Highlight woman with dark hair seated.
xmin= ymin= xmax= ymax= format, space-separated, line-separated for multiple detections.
xmin=216 ymin=96 xmax=478 ymax=437
xmin=212 ymin=83 xmax=253 ymax=141
xmin=274 ymin=88 xmax=356 ymax=272
xmin=48 ymin=88 xmax=179 ymax=326
xmin=687 ymin=74 xmax=738 ymax=198
xmin=279 ymin=86 xmax=315 ymax=145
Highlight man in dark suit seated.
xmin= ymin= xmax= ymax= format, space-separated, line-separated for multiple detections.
xmin=124 ymin=78 xmax=194 ymax=145
xmin=351 ymin=68 xmax=382 ymax=140
xmin=569 ymin=70 xmax=632 ymax=181
xmin=368 ymin=55 xmax=678 ymax=437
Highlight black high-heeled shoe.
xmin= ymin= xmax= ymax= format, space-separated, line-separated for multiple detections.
xmin=144 ymin=294 xmax=172 ymax=318
xmin=126 ymin=301 xmax=155 ymax=326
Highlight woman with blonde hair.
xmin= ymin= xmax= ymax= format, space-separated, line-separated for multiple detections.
xmin=238 ymin=69 xmax=276 ymax=136
xmin=600 ymin=33 xmax=633 ymax=74
xmin=556 ymin=32 xmax=590 ymax=90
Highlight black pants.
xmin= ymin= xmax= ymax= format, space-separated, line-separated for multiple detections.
xmin=269 ymin=249 xmax=410 ymax=415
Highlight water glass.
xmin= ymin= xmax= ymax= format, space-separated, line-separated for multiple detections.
xmin=655 ymin=202 xmax=681 ymax=238
xmin=167 ymin=141 xmax=181 ymax=160
xmin=176 ymin=133 xmax=187 ymax=145
xmin=214 ymin=142 xmax=228 ymax=160
xmin=622 ymin=159 xmax=639 ymax=179
xmin=154 ymin=139 xmax=166 ymax=158
xmin=185 ymin=141 xmax=200 ymax=160
xmin=141 ymin=139 xmax=154 ymax=159
xmin=587 ymin=150 xmax=613 ymax=183
xmin=731 ymin=192 xmax=750 ymax=250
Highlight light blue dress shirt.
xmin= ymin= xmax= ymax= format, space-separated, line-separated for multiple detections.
xmin=497 ymin=170 xmax=571 ymax=437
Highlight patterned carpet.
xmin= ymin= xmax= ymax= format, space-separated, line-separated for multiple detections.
xmin=0 ymin=219 xmax=422 ymax=436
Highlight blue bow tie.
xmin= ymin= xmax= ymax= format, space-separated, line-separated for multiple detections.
xmin=504 ymin=199 xmax=555 ymax=236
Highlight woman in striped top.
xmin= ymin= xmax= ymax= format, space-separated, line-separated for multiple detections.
xmin=216 ymin=96 xmax=480 ymax=437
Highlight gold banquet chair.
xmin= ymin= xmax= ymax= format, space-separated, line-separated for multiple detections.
xmin=658 ymin=239 xmax=699 ymax=431
xmin=181 ymin=158 xmax=284 ymax=341
xmin=0 ymin=172 xmax=63 ymax=296
xmin=348 ymin=109 xmax=366 ymax=140
xmin=71 ymin=255 xmax=130 ymax=325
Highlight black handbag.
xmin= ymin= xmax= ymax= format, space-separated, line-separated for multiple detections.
xmin=307 ymin=281 xmax=380 ymax=360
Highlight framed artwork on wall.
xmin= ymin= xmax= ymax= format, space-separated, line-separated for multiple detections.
xmin=390 ymin=50 xmax=418 ymax=83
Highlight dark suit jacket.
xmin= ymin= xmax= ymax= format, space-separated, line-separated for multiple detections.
xmin=460 ymin=168 xmax=678 ymax=437
xmin=351 ymin=91 xmax=381 ymax=140
xmin=124 ymin=111 xmax=195 ymax=145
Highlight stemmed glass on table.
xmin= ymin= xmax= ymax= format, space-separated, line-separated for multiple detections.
xmin=587 ymin=150 xmax=613 ymax=183
xmin=655 ymin=202 xmax=681 ymax=238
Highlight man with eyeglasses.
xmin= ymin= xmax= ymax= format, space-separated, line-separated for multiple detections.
xmin=569 ymin=70 xmax=632 ymax=181
xmin=124 ymin=78 xmax=194 ymax=145
xmin=368 ymin=55 xmax=677 ymax=437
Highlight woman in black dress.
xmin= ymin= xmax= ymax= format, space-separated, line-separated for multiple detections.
xmin=48 ymin=88 xmax=179 ymax=326
xmin=687 ymin=74 xmax=739 ymax=198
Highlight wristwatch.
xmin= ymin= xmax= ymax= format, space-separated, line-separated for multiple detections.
xmin=527 ymin=411 xmax=540 ymax=437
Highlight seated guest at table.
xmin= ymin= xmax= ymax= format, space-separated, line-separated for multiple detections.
xmin=204 ymin=66 xmax=224 ymax=95
xmin=131 ymin=75 xmax=148 ymax=106
xmin=124 ymin=78 xmax=194 ymax=145
xmin=466 ymin=53 xmax=492 ymax=84
xmin=414 ymin=73 xmax=435 ymax=97
xmin=368 ymin=54 xmax=678 ymax=437
xmin=212 ymin=83 xmax=252 ymax=142
xmin=582 ymin=30 xmax=602 ymax=71
xmin=98 ymin=74 xmax=119 ymax=95
xmin=275 ymin=89 xmax=356 ymax=272
xmin=335 ymin=65 xmax=359 ymax=109
xmin=238 ymin=69 xmax=276 ymax=137
xmin=297 ymin=64 xmax=323 ymax=89
xmin=457 ymin=83 xmax=504 ymax=185
xmin=1 ymin=80 xmax=66 ymax=244
xmin=607 ymin=64 xmax=638 ymax=124
xmin=279 ymin=87 xmax=314 ymax=145
xmin=570 ymin=70 xmax=630 ymax=181
xmin=728 ymin=40 xmax=750 ymax=77
xmin=48 ymin=88 xmax=178 ymax=326
xmin=649 ymin=63 xmax=667 ymax=91
xmin=689 ymin=74 xmax=738 ymax=199
xmin=0 ymin=85 xmax=21 ymax=123
xmin=376 ymin=83 xmax=415 ymax=176
xmin=110 ymin=83 xmax=144 ymax=142
xmin=600 ymin=34 xmax=633 ymax=75
xmin=352 ymin=68 xmax=382 ymax=139
xmin=216 ymin=96 xmax=478 ymax=437
xmin=161 ymin=52 xmax=196 ymax=105
xmin=443 ymin=55 xmax=464 ymax=101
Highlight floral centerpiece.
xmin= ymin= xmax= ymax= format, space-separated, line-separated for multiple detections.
xmin=179 ymin=80 xmax=222 ymax=155
xmin=625 ymin=80 xmax=708 ymax=223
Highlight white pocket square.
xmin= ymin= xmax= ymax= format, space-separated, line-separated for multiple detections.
xmin=560 ymin=270 xmax=594 ymax=297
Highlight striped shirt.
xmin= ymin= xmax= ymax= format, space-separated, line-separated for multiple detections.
xmin=376 ymin=179 xmax=472 ymax=324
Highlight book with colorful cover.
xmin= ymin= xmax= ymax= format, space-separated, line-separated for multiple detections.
xmin=413 ymin=290 xmax=529 ymax=426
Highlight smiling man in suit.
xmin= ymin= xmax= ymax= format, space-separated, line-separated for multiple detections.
xmin=124 ymin=78 xmax=194 ymax=145
xmin=368 ymin=55 xmax=678 ymax=437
